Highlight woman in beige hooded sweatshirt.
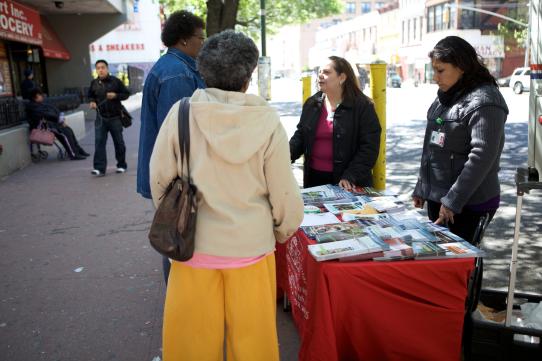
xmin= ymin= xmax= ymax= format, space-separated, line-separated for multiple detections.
xmin=150 ymin=30 xmax=304 ymax=361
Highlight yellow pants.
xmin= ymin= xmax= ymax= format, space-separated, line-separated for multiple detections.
xmin=163 ymin=254 xmax=279 ymax=361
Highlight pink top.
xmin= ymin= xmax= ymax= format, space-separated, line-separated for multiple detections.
xmin=310 ymin=105 xmax=334 ymax=172
xmin=182 ymin=251 xmax=273 ymax=269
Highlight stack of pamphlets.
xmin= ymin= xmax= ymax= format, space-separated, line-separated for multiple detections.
xmin=366 ymin=196 xmax=406 ymax=213
xmin=351 ymin=187 xmax=397 ymax=197
xmin=303 ymin=220 xmax=371 ymax=243
xmin=300 ymin=212 xmax=341 ymax=227
xmin=308 ymin=236 xmax=390 ymax=262
xmin=301 ymin=185 xmax=355 ymax=206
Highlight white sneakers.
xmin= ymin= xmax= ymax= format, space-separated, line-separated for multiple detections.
xmin=92 ymin=168 xmax=126 ymax=176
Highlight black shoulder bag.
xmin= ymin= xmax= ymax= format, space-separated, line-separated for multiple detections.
xmin=148 ymin=98 xmax=198 ymax=261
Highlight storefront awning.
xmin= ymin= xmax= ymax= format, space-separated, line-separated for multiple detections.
xmin=40 ymin=18 xmax=70 ymax=60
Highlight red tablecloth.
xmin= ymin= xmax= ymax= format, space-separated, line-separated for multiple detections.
xmin=276 ymin=230 xmax=475 ymax=361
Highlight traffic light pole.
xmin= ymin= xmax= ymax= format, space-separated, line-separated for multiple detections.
xmin=260 ymin=0 xmax=266 ymax=56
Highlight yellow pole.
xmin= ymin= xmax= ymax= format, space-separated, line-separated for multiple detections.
xmin=369 ymin=62 xmax=387 ymax=191
xmin=302 ymin=75 xmax=312 ymax=104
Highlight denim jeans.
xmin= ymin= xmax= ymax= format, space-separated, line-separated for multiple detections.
xmin=93 ymin=114 xmax=127 ymax=173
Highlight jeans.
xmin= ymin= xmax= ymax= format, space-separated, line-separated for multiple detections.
xmin=93 ymin=114 xmax=127 ymax=173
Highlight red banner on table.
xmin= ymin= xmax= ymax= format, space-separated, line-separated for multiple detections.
xmin=0 ymin=1 xmax=42 ymax=45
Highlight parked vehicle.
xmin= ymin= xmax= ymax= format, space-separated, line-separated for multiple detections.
xmin=497 ymin=75 xmax=511 ymax=87
xmin=509 ymin=67 xmax=531 ymax=94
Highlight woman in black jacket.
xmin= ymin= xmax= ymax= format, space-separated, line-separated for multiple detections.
xmin=290 ymin=56 xmax=381 ymax=190
xmin=27 ymin=89 xmax=89 ymax=160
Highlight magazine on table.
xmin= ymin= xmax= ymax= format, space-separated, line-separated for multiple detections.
xmin=302 ymin=220 xmax=368 ymax=242
xmin=433 ymin=229 xmax=466 ymax=243
xmin=323 ymin=201 xmax=367 ymax=214
xmin=410 ymin=240 xmax=447 ymax=258
xmin=308 ymin=235 xmax=390 ymax=262
xmin=366 ymin=199 xmax=406 ymax=213
xmin=300 ymin=212 xmax=341 ymax=227
xmin=301 ymin=185 xmax=353 ymax=205
xmin=379 ymin=236 xmax=414 ymax=259
xmin=435 ymin=241 xmax=486 ymax=258
xmin=351 ymin=186 xmax=397 ymax=197
xmin=342 ymin=213 xmax=396 ymax=226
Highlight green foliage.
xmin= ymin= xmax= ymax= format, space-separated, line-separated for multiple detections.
xmin=160 ymin=0 xmax=342 ymax=37
xmin=495 ymin=3 xmax=528 ymax=51
xmin=497 ymin=21 xmax=528 ymax=50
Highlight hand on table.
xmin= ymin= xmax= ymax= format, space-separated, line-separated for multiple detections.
xmin=339 ymin=179 xmax=354 ymax=192
xmin=412 ymin=196 xmax=425 ymax=209
xmin=435 ymin=205 xmax=455 ymax=225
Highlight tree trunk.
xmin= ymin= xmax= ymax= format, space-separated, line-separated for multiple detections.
xmin=205 ymin=0 xmax=240 ymax=36
xmin=206 ymin=0 xmax=223 ymax=36
xmin=220 ymin=0 xmax=239 ymax=30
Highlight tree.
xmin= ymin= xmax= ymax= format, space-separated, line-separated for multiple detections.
xmin=160 ymin=0 xmax=342 ymax=37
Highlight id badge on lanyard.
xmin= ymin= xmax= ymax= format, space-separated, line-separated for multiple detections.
xmin=430 ymin=116 xmax=445 ymax=148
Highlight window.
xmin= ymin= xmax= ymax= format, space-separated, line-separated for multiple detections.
xmin=514 ymin=69 xmax=523 ymax=76
xmin=419 ymin=16 xmax=423 ymax=39
xmin=401 ymin=21 xmax=405 ymax=44
xmin=435 ymin=5 xmax=443 ymax=31
xmin=525 ymin=70 xmax=531 ymax=76
xmin=460 ymin=0 xmax=476 ymax=29
xmin=376 ymin=2 xmax=384 ymax=9
xmin=361 ymin=2 xmax=371 ymax=14
xmin=413 ymin=18 xmax=417 ymax=40
xmin=428 ymin=7 xmax=434 ymax=32
xmin=407 ymin=19 xmax=411 ymax=43
xmin=346 ymin=2 xmax=356 ymax=14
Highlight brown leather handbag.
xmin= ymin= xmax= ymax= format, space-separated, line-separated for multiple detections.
xmin=148 ymin=98 xmax=198 ymax=261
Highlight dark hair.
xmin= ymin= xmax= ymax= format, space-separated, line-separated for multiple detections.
xmin=24 ymin=68 xmax=33 ymax=77
xmin=30 ymin=88 xmax=44 ymax=100
xmin=429 ymin=36 xmax=497 ymax=88
xmin=161 ymin=10 xmax=205 ymax=47
xmin=95 ymin=59 xmax=108 ymax=67
xmin=328 ymin=56 xmax=365 ymax=103
xmin=197 ymin=30 xmax=259 ymax=91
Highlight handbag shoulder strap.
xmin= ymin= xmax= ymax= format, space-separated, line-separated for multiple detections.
xmin=178 ymin=97 xmax=191 ymax=179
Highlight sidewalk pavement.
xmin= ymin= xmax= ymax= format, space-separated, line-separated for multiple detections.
xmin=0 ymin=101 xmax=299 ymax=360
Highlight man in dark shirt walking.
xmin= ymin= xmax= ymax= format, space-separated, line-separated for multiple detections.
xmin=88 ymin=59 xmax=130 ymax=176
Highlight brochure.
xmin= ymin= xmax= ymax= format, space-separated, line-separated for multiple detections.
xmin=436 ymin=241 xmax=485 ymax=258
xmin=302 ymin=220 xmax=368 ymax=241
xmin=308 ymin=235 xmax=389 ymax=262
xmin=324 ymin=201 xmax=367 ymax=214
xmin=300 ymin=212 xmax=341 ymax=227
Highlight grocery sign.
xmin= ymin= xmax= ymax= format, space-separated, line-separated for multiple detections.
xmin=0 ymin=0 xmax=42 ymax=45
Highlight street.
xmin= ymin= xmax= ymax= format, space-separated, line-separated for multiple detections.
xmin=0 ymin=79 xmax=539 ymax=360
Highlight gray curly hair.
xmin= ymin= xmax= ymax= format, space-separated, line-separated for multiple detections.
xmin=197 ymin=30 xmax=259 ymax=91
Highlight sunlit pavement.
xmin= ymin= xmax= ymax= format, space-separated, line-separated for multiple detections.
xmin=0 ymin=78 xmax=537 ymax=360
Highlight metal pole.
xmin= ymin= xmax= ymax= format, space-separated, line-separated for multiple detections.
xmin=505 ymin=192 xmax=523 ymax=327
xmin=524 ymin=1 xmax=532 ymax=67
xmin=260 ymin=0 xmax=266 ymax=56
xmin=369 ymin=62 xmax=387 ymax=190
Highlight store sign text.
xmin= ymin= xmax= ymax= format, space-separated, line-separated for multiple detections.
xmin=0 ymin=0 xmax=41 ymax=44
xmin=90 ymin=43 xmax=145 ymax=52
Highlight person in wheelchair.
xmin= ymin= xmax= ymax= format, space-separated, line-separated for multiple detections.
xmin=27 ymin=89 xmax=89 ymax=160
